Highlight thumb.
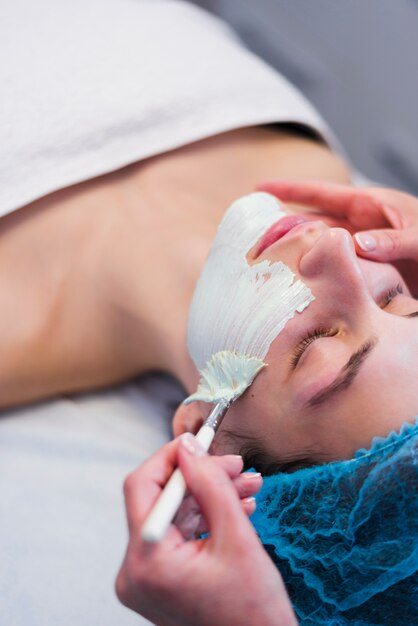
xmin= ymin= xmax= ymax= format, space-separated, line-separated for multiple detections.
xmin=354 ymin=228 xmax=418 ymax=262
xmin=177 ymin=434 xmax=255 ymax=547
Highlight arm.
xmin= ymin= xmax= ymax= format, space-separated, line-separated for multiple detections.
xmin=116 ymin=434 xmax=298 ymax=626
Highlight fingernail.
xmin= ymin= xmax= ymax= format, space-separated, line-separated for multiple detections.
xmin=243 ymin=496 xmax=256 ymax=506
xmin=242 ymin=472 xmax=262 ymax=480
xmin=354 ymin=232 xmax=377 ymax=252
xmin=179 ymin=433 xmax=205 ymax=457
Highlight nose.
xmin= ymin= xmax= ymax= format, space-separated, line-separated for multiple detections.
xmin=299 ymin=227 xmax=373 ymax=310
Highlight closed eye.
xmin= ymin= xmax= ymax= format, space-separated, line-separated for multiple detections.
xmin=291 ymin=283 xmax=410 ymax=370
xmin=290 ymin=327 xmax=338 ymax=368
xmin=379 ymin=283 xmax=418 ymax=318
xmin=380 ymin=283 xmax=403 ymax=308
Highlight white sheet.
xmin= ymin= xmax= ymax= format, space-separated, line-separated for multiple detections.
xmin=0 ymin=374 xmax=184 ymax=625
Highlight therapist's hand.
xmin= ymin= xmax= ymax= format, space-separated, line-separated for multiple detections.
xmin=258 ymin=180 xmax=418 ymax=296
xmin=116 ymin=434 xmax=297 ymax=626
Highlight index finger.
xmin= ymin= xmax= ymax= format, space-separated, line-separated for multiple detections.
xmin=257 ymin=180 xmax=391 ymax=230
xmin=123 ymin=439 xmax=179 ymax=534
xmin=177 ymin=438 xmax=257 ymax=553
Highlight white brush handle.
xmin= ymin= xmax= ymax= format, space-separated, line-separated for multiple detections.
xmin=141 ymin=425 xmax=215 ymax=543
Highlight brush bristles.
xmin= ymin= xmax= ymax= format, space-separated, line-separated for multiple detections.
xmin=183 ymin=350 xmax=266 ymax=405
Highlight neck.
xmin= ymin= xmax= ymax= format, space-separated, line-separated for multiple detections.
xmin=99 ymin=126 xmax=350 ymax=395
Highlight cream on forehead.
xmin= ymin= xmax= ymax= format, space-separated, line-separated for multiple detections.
xmin=185 ymin=192 xmax=314 ymax=404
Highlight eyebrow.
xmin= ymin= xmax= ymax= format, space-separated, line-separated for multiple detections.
xmin=306 ymin=336 xmax=378 ymax=408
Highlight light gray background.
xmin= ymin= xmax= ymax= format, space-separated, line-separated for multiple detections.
xmin=194 ymin=0 xmax=418 ymax=193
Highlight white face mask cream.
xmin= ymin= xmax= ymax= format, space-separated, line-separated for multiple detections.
xmin=141 ymin=192 xmax=315 ymax=544
xmin=185 ymin=192 xmax=314 ymax=405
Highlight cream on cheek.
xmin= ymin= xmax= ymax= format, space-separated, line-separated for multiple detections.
xmin=185 ymin=192 xmax=314 ymax=405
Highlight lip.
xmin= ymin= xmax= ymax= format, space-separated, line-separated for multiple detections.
xmin=255 ymin=214 xmax=314 ymax=257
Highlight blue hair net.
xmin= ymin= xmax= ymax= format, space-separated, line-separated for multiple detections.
xmin=252 ymin=418 xmax=418 ymax=625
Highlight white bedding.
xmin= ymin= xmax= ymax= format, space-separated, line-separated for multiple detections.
xmin=0 ymin=375 xmax=184 ymax=625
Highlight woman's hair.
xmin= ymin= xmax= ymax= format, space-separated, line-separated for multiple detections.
xmin=219 ymin=429 xmax=328 ymax=475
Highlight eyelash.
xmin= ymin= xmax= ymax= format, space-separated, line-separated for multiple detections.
xmin=380 ymin=283 xmax=403 ymax=308
xmin=290 ymin=283 xmax=404 ymax=368
xmin=290 ymin=327 xmax=338 ymax=368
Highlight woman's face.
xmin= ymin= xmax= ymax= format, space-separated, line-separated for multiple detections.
xmin=209 ymin=214 xmax=418 ymax=469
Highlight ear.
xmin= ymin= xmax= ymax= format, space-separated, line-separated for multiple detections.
xmin=172 ymin=401 xmax=205 ymax=437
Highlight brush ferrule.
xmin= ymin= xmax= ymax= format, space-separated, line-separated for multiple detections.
xmin=204 ymin=401 xmax=230 ymax=432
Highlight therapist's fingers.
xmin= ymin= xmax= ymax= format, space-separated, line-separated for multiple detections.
xmin=203 ymin=455 xmax=262 ymax=499
xmin=257 ymin=180 xmax=395 ymax=230
xmin=175 ymin=484 xmax=258 ymax=540
xmin=177 ymin=434 xmax=258 ymax=550
xmin=123 ymin=441 xmax=250 ymax=537
xmin=175 ymin=470 xmax=261 ymax=537
xmin=354 ymin=227 xmax=418 ymax=262
xmin=196 ymin=492 xmax=257 ymax=533
xmin=173 ymin=452 xmax=260 ymax=542
xmin=212 ymin=453 xmax=244 ymax=477
xmin=122 ymin=439 xmax=180 ymax=534
xmin=194 ymin=495 xmax=257 ymax=538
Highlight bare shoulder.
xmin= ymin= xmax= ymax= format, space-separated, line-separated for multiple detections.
xmin=0 ymin=171 xmax=151 ymax=408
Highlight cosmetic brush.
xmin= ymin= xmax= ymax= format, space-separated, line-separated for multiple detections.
xmin=141 ymin=351 xmax=265 ymax=543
